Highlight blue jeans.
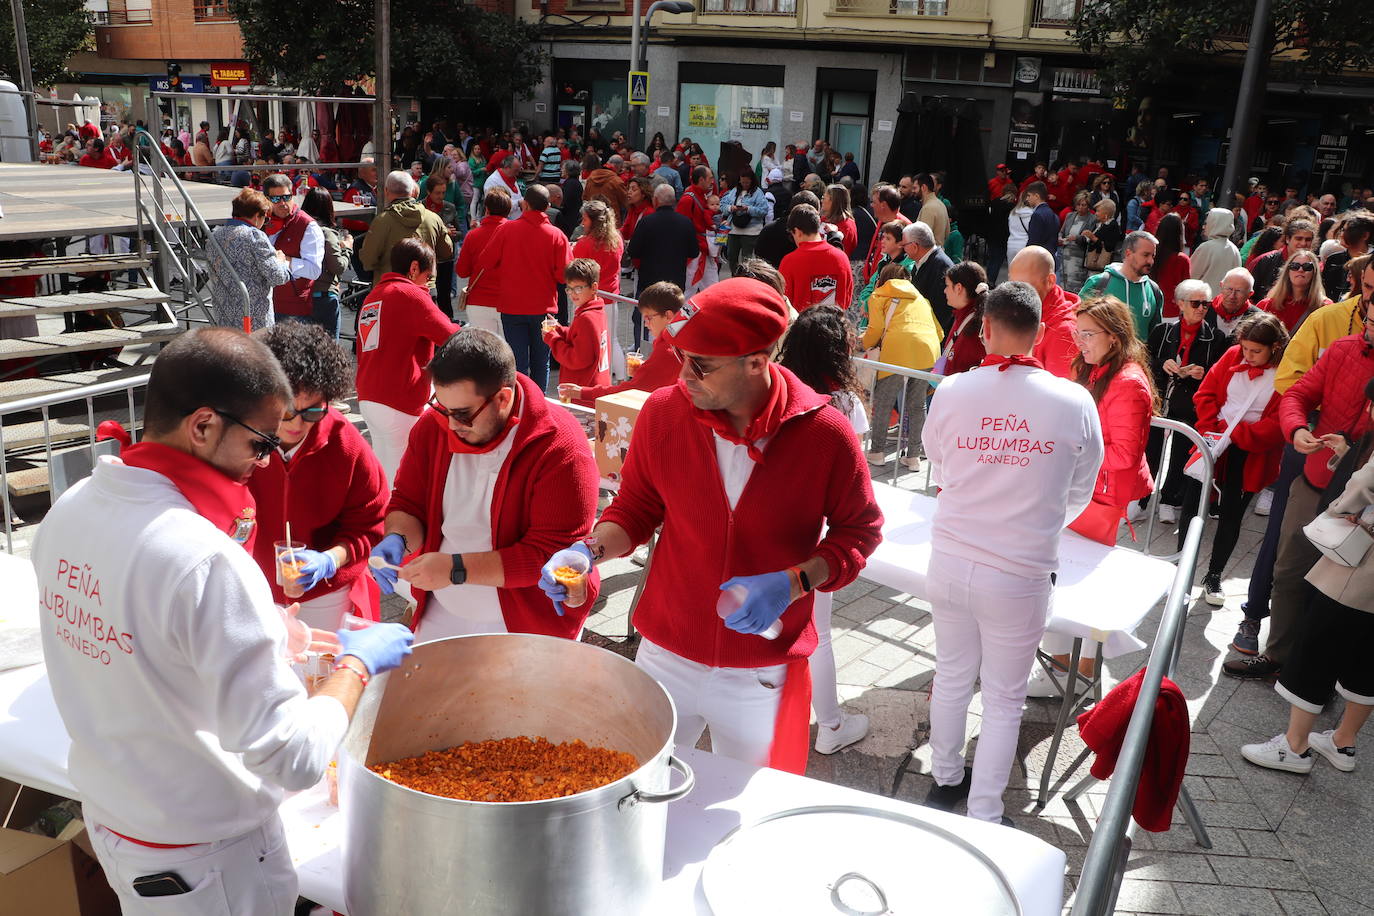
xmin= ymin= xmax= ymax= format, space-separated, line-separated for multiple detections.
xmin=501 ymin=313 xmax=550 ymax=392
xmin=1243 ymin=445 xmax=1306 ymax=621
xmin=311 ymin=290 xmax=341 ymax=340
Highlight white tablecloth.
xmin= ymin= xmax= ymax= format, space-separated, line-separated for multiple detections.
xmin=868 ymin=482 xmax=1176 ymax=657
xmin=0 ymin=664 xmax=1066 ymax=915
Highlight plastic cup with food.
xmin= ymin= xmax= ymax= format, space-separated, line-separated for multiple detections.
xmin=541 ymin=315 xmax=558 ymax=334
xmin=625 ymin=351 xmax=644 ymax=375
xmin=548 ymin=548 xmax=590 ymax=607
xmin=275 ymin=539 xmax=308 ymax=598
xmin=557 ymin=383 xmax=577 ymax=404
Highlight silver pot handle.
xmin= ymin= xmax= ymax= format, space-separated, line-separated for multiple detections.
xmin=618 ymin=754 xmax=694 ymax=811
xmin=829 ymin=871 xmax=889 ymax=915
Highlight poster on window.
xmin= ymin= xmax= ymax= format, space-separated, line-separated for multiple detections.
xmin=740 ymin=107 xmax=769 ymax=131
xmin=680 ymin=84 xmax=783 ymax=167
xmin=688 ymin=105 xmax=719 ymax=129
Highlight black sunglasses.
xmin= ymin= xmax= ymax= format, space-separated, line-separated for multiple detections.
xmin=214 ymin=409 xmax=281 ymax=460
xmin=1288 ymin=262 xmax=1315 ymax=272
xmin=429 ymin=391 xmax=497 ymax=426
xmin=266 ymin=193 xmax=292 ymax=203
xmin=1183 ymin=298 xmax=1210 ymax=307
xmin=283 ymin=401 xmax=328 ymax=423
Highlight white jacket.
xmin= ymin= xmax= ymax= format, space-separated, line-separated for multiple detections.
xmin=32 ymin=457 xmax=348 ymax=844
xmin=923 ymin=363 xmax=1105 ymax=578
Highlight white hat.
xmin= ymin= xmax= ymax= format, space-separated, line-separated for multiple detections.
xmin=767 ymin=167 xmax=784 ymax=183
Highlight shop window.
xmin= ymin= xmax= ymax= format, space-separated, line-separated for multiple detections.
xmin=678 ymin=83 xmax=783 ymax=162
xmin=703 ymin=0 xmax=796 ymax=12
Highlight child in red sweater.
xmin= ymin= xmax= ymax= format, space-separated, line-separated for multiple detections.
xmin=546 ymin=258 xmax=611 ymax=406
xmin=779 ymin=204 xmax=854 ymax=311
xmin=565 ymin=282 xmax=686 ymax=403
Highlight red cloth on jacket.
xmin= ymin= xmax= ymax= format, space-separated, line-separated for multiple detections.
xmin=1077 ymin=669 xmax=1190 ymax=833
xmin=1032 ymin=283 xmax=1080 ymax=379
xmin=1155 ymin=253 xmax=1191 ymax=318
xmin=1088 ymin=361 xmax=1155 ymax=507
xmin=246 ymin=409 xmax=388 ymax=613
xmin=1192 ymin=346 xmax=1285 ymax=493
xmin=599 ymin=367 xmax=883 ymax=669
xmin=834 ymin=217 xmax=857 ymax=257
xmin=572 ymin=236 xmax=623 ymax=298
xmin=1278 ymin=334 xmax=1374 ymax=490
xmin=546 ymin=299 xmax=610 ymax=404
xmin=780 ymin=240 xmax=854 ymax=311
xmin=1257 ymin=295 xmax=1328 ymax=333
xmin=354 ymin=273 xmax=459 ymax=415
xmin=388 ymin=375 xmax=601 ymax=637
xmin=455 ymin=214 xmax=507 ymax=307
xmin=942 ymin=312 xmax=987 ymax=377
xmin=579 ymin=339 xmax=682 ymax=401
xmin=475 ymin=210 xmax=571 ymax=316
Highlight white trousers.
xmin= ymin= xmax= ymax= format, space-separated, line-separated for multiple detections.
xmin=685 ymin=252 xmax=719 ymax=296
xmin=464 ymin=304 xmax=503 ymax=338
xmin=927 ymin=548 xmax=1052 ymax=822
xmin=358 ymin=400 xmax=420 ymax=486
xmin=292 ymin=585 xmax=354 ymax=632
xmin=636 ymin=638 xmax=786 ymax=767
xmin=808 ymin=590 xmax=843 ymax=728
xmin=87 ymin=812 xmax=297 ymax=916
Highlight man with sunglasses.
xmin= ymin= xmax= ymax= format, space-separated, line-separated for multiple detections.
xmin=260 ymin=173 xmax=324 ymax=326
xmin=34 ymin=328 xmax=415 ymax=914
xmin=370 ymin=329 xmax=600 ymax=642
xmin=539 ymin=278 xmax=883 ymax=772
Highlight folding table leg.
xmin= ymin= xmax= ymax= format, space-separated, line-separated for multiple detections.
xmin=1175 ymin=784 xmax=1213 ymax=848
xmin=1037 ymin=637 xmax=1086 ymax=808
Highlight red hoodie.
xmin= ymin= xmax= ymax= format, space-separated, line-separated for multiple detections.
xmin=1192 ymin=345 xmax=1285 ymax=493
xmin=454 ymin=214 xmax=507 ymax=307
xmin=388 ymin=375 xmax=601 ymax=637
xmin=600 ymin=366 xmax=883 ymax=668
xmin=572 ymin=236 xmax=622 ymax=298
xmin=579 ymin=340 xmax=682 ymax=402
xmin=475 ymin=209 xmax=571 ymax=316
xmin=246 ymin=408 xmax=388 ymax=613
xmin=355 ymin=273 xmax=459 ymax=415
xmin=546 ymin=299 xmax=610 ymax=404
xmin=780 ymin=239 xmax=854 ymax=311
xmin=1033 ymin=282 xmax=1080 ymax=379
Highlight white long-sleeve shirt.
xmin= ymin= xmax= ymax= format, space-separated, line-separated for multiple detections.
xmin=268 ymin=219 xmax=324 ymax=284
xmin=32 ymin=457 xmax=347 ymax=844
xmin=923 ymin=363 xmax=1105 ymax=579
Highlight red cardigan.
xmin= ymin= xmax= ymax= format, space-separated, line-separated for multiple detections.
xmin=388 ymin=374 xmax=601 ymax=637
xmin=780 ymin=239 xmax=854 ymax=311
xmin=1088 ymin=361 xmax=1156 ymax=507
xmin=546 ymin=299 xmax=611 ymax=404
xmin=579 ymin=340 xmax=681 ymax=402
xmin=355 ymin=273 xmax=459 ymax=415
xmin=475 ymin=210 xmax=571 ymax=316
xmin=1191 ymin=346 xmax=1284 ymax=493
xmin=454 ymin=214 xmax=507 ymax=307
xmin=572 ymin=236 xmax=623 ymax=299
xmin=600 ymin=367 xmax=883 ymax=668
xmin=247 ymin=409 xmax=388 ymax=612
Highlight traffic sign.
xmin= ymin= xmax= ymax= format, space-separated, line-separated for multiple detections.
xmin=629 ymin=71 xmax=649 ymax=107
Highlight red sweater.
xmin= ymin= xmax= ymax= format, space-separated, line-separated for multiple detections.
xmin=1033 ymin=283 xmax=1080 ymax=379
xmin=1192 ymin=346 xmax=1285 ymax=493
xmin=454 ymin=214 xmax=507 ymax=307
xmin=580 ymin=340 xmax=681 ymax=402
xmin=1155 ymin=253 xmax=1191 ymax=317
xmin=1087 ymin=361 xmax=1155 ymax=507
xmin=475 ymin=210 xmax=571 ymax=316
xmin=1279 ymin=334 xmax=1374 ymax=489
xmin=572 ymin=236 xmax=623 ymax=298
xmin=600 ymin=368 xmax=884 ymax=668
xmin=546 ymin=299 xmax=610 ymax=404
xmin=1258 ymin=295 xmax=1328 ymax=333
xmin=355 ymin=273 xmax=459 ymax=415
xmin=780 ymin=240 xmax=854 ymax=311
xmin=835 ymin=218 xmax=857 ymax=257
xmin=247 ymin=409 xmax=388 ymax=609
xmin=388 ymin=375 xmax=601 ymax=637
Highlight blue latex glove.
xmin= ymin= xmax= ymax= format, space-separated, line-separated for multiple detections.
xmin=539 ymin=542 xmax=594 ymax=617
xmin=335 ymin=622 xmax=414 ymax=675
xmin=721 ymin=571 xmax=793 ymax=635
xmin=285 ymin=548 xmax=337 ymax=591
xmin=369 ymin=534 xmax=406 ymax=594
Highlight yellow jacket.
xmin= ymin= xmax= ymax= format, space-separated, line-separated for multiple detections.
xmin=861 ymin=279 xmax=944 ymax=379
xmin=1276 ymin=296 xmax=1364 ymax=393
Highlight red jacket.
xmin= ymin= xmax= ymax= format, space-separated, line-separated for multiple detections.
xmin=1279 ymin=334 xmax=1374 ymax=490
xmin=941 ymin=314 xmax=986 ymax=377
xmin=676 ymin=187 xmax=715 ymax=257
xmin=388 ymin=375 xmax=601 ymax=637
xmin=1258 ymin=295 xmax=1328 ymax=333
xmin=1155 ymin=253 xmax=1192 ymax=318
xmin=600 ymin=367 xmax=883 ymax=668
xmin=454 ymin=214 xmax=507 ymax=307
xmin=79 ymin=150 xmax=116 ymax=169
xmin=355 ymin=273 xmax=459 ymax=415
xmin=1192 ymin=346 xmax=1285 ymax=493
xmin=476 ymin=210 xmax=571 ymax=316
xmin=780 ymin=240 xmax=854 ymax=311
xmin=622 ymin=201 xmax=653 ymax=243
xmin=572 ymin=236 xmax=623 ymax=299
xmin=247 ymin=409 xmax=388 ymax=612
xmin=987 ymin=176 xmax=1013 ymax=201
xmin=546 ymin=299 xmax=610 ymax=404
xmin=1088 ymin=361 xmax=1155 ymax=507
xmin=834 ymin=218 xmax=858 ymax=257
xmin=1033 ymin=283 xmax=1080 ymax=379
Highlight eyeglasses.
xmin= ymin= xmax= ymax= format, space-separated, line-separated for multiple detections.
xmin=673 ymin=348 xmax=737 ymax=381
xmin=267 ymin=194 xmax=292 ymax=203
xmin=429 ymin=391 xmax=497 ymax=427
xmin=1072 ymin=328 xmax=1103 ymax=342
xmin=1288 ymin=262 xmax=1315 ymax=273
xmin=283 ymin=401 xmax=328 ymax=423
xmin=1182 ymin=299 xmax=1210 ymax=308
xmin=214 ymin=409 xmax=281 ymax=460
xmin=567 ymin=284 xmax=592 ymax=295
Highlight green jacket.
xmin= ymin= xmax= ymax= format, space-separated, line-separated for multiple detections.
xmin=359 ymin=197 xmax=455 ymax=279
xmin=1080 ymin=263 xmax=1163 ymax=341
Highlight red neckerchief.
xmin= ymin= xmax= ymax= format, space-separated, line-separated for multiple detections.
xmin=980 ymin=353 xmax=1044 ymax=372
xmin=1176 ymin=320 xmax=1199 ymax=365
xmin=96 ymin=422 xmax=257 ymax=551
xmin=262 ymin=204 xmax=296 ymax=238
xmin=494 ymin=169 xmax=519 ymax=196
xmin=423 ymin=196 xmax=443 ymax=214
xmin=679 ymin=363 xmax=789 ymax=463
xmin=428 ymin=386 xmax=522 ymax=455
xmin=1231 ymin=360 xmax=1271 ymax=380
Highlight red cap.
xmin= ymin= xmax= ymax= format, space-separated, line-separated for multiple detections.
xmin=996 ymin=163 xmax=1008 ymax=171
xmin=669 ymin=278 xmax=789 ymax=357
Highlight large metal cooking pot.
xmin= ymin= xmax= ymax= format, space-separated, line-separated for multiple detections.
xmin=339 ymin=633 xmax=694 ymax=915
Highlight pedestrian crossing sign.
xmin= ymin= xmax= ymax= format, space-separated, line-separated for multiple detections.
xmin=629 ymin=71 xmax=649 ymax=106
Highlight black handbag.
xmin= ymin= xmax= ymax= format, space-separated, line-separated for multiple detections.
xmin=732 ymin=209 xmax=752 ymax=229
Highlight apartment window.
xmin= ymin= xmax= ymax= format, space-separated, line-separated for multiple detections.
xmin=703 ymin=0 xmax=796 ymax=14
xmin=120 ymin=0 xmax=152 ymax=22
xmin=84 ymin=0 xmax=110 ymax=24
xmin=194 ymin=0 xmax=235 ymax=20
xmin=1031 ymin=0 xmax=1079 ymax=25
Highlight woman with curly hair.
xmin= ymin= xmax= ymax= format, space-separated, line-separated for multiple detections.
xmin=248 ymin=321 xmax=389 ymax=628
xmin=572 ymin=199 xmax=624 ymax=299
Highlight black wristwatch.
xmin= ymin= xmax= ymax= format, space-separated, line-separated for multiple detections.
xmin=449 ymin=553 xmax=468 ymax=586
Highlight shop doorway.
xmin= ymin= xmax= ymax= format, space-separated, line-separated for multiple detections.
xmin=819 ymin=86 xmax=874 ymax=183
xmin=829 ymin=115 xmax=869 ymax=181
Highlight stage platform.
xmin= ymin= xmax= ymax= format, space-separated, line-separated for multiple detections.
xmin=0 ymin=163 xmax=371 ymax=243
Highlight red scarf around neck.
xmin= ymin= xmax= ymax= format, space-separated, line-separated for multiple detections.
xmin=1230 ymin=360 xmax=1272 ymax=380
xmin=980 ymin=353 xmax=1044 ymax=372
xmin=96 ymin=421 xmax=258 ymax=551
xmin=1176 ymin=320 xmax=1200 ymax=365
xmin=427 ymin=386 xmax=522 ymax=455
xmin=679 ymin=363 xmax=789 ymax=463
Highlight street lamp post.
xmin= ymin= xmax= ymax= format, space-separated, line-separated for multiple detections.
xmin=626 ymin=0 xmax=694 ymax=150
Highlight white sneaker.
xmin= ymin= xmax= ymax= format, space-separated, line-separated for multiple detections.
xmin=630 ymin=544 xmax=650 ymax=567
xmin=1241 ymin=734 xmax=1314 ymax=773
xmin=814 ymin=712 xmax=870 ymax=755
xmin=1307 ymin=730 xmax=1356 ymax=772
xmin=901 ymin=455 xmax=923 ymax=471
xmin=1253 ymin=487 xmax=1274 ymax=517
xmin=1127 ymin=501 xmax=1149 ymax=522
xmin=1026 ymin=665 xmax=1067 ymax=699
xmin=1158 ymin=503 xmax=1179 ymax=525
xmin=866 ymin=450 xmax=888 ymax=466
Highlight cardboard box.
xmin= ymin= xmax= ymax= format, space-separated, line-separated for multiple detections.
xmin=0 ymin=781 xmax=120 ymax=916
xmin=593 ymin=389 xmax=651 ymax=483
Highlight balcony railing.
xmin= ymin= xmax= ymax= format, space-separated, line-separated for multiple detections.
xmin=193 ymin=0 xmax=235 ymax=20
xmin=702 ymin=0 xmax=795 ymax=13
xmin=1030 ymin=0 xmax=1077 ymax=26
xmin=830 ymin=0 xmax=988 ymax=17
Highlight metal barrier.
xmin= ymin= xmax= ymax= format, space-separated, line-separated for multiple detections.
xmin=850 ymin=356 xmax=943 ymax=486
xmin=0 ymin=373 xmax=150 ymax=553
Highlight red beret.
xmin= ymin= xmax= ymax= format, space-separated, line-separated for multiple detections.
xmin=669 ymin=278 xmax=789 ymax=357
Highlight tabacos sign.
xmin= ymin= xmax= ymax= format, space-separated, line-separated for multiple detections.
xmin=211 ymin=63 xmax=253 ymax=87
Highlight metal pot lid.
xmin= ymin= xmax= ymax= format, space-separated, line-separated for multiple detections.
xmin=702 ymin=804 xmax=1021 ymax=916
